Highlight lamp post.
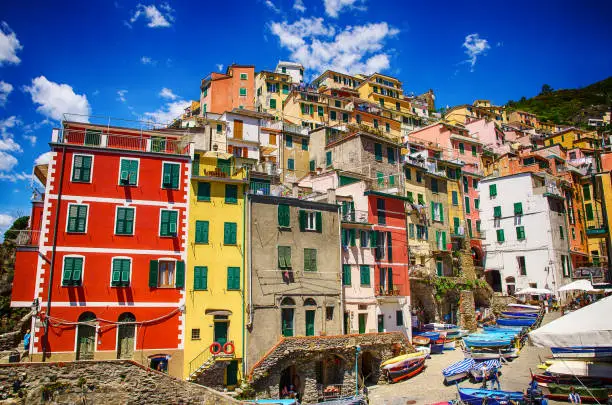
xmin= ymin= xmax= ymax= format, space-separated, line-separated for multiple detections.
xmin=355 ymin=345 xmax=361 ymax=397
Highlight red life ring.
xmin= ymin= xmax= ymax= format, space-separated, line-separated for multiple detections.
xmin=210 ymin=342 xmax=222 ymax=355
xmin=223 ymin=342 xmax=235 ymax=355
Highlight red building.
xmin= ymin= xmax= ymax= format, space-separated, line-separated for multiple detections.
xmin=11 ymin=120 xmax=192 ymax=378
xmin=365 ymin=191 xmax=411 ymax=337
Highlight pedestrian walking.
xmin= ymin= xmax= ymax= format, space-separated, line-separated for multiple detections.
xmin=568 ymin=386 xmax=581 ymax=404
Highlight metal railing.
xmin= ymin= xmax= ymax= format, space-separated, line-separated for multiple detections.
xmin=371 ymin=174 xmax=402 ymax=192
xmin=193 ymin=165 xmax=236 ymax=178
xmin=375 ymin=284 xmax=403 ymax=297
xmin=13 ymin=230 xmax=40 ymax=247
xmin=341 ymin=209 xmax=369 ymax=224
xmin=188 ymin=340 xmax=235 ymax=378
xmin=283 ymin=122 xmax=309 ymax=135
xmin=55 ymin=128 xmax=192 ymax=156
xmin=248 ymin=182 xmax=271 ymax=195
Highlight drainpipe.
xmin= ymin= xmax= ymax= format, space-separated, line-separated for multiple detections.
xmin=241 ymin=184 xmax=247 ymax=380
xmin=337 ymin=205 xmax=344 ymax=334
xmin=43 ymin=144 xmax=67 ymax=361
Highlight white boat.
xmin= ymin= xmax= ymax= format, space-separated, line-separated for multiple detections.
xmin=508 ymin=303 xmax=540 ymax=310
xmin=443 ymin=340 xmax=456 ymax=350
xmin=415 ymin=346 xmax=431 ymax=358
xmin=546 ymin=360 xmax=612 ymax=379
xmin=463 ymin=348 xmax=518 ymax=360
xmin=442 ymin=358 xmax=475 ymax=384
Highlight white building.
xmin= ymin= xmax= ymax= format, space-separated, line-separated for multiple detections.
xmin=221 ymin=109 xmax=274 ymax=162
xmin=479 ymin=172 xmax=572 ymax=297
xmin=275 ymin=61 xmax=304 ymax=84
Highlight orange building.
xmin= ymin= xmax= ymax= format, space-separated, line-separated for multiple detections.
xmin=200 ymin=64 xmax=255 ymax=114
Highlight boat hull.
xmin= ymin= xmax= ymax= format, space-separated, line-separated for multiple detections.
xmin=387 ymin=358 xmax=425 ymax=383
xmin=412 ymin=336 xmax=430 ymax=346
xmin=458 ymin=388 xmax=524 ymax=405
xmin=496 ymin=318 xmax=536 ymax=327
xmin=381 ymin=352 xmax=426 ymax=368
xmin=464 ymin=349 xmax=518 ymax=360
xmin=551 ymin=346 xmax=612 ymax=359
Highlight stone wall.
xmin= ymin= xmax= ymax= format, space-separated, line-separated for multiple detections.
xmin=409 ymin=278 xmax=438 ymax=323
xmin=457 ymin=290 xmax=477 ymax=332
xmin=0 ymin=360 xmax=239 ymax=404
xmin=459 ymin=251 xmax=476 ymax=280
xmin=490 ymin=294 xmax=517 ymax=316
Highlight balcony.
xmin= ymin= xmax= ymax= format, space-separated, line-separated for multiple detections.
xmin=586 ymin=220 xmax=608 ymax=236
xmin=375 ymin=283 xmax=403 ymax=297
xmin=283 ymin=122 xmax=309 ymax=136
xmin=248 ymin=181 xmax=272 ymax=195
xmin=340 ymin=209 xmax=369 ymax=224
xmin=13 ymin=230 xmax=40 ymax=247
xmin=53 ymin=127 xmax=192 ymax=156
xmin=192 ymin=164 xmax=247 ymax=182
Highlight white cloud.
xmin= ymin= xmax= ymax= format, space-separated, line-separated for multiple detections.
xmin=0 ymin=151 xmax=18 ymax=171
xmin=0 ymin=81 xmax=13 ymax=106
xmin=0 ymin=172 xmax=30 ymax=182
xmin=0 ymin=115 xmax=22 ymax=152
xmin=130 ymin=3 xmax=174 ymax=28
xmin=0 ymin=22 xmax=23 ymax=66
xmin=462 ymin=33 xmax=490 ymax=71
xmin=264 ymin=0 xmax=280 ymax=13
xmin=0 ymin=213 xmax=14 ymax=228
xmin=269 ymin=18 xmax=398 ymax=75
xmin=216 ymin=64 xmax=224 ymax=72
xmin=24 ymin=76 xmax=91 ymax=122
xmin=35 ymin=151 xmax=52 ymax=165
xmin=23 ymin=135 xmax=36 ymax=146
xmin=159 ymin=87 xmax=178 ymax=100
xmin=141 ymin=55 xmax=156 ymax=65
xmin=117 ymin=89 xmax=128 ymax=103
xmin=323 ymin=0 xmax=365 ymax=18
xmin=293 ymin=0 xmax=306 ymax=12
xmin=143 ymin=100 xmax=190 ymax=125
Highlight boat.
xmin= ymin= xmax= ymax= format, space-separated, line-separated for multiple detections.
xmin=501 ymin=311 xmax=538 ymax=318
xmin=415 ymin=345 xmax=431 ymax=358
xmin=496 ymin=318 xmax=536 ymax=327
xmin=483 ymin=326 xmax=524 ymax=334
xmin=424 ymin=323 xmax=457 ymax=331
xmin=470 ymin=359 xmax=502 ymax=382
xmin=464 ymin=348 xmax=518 ymax=360
xmin=537 ymin=382 xmax=609 ymax=403
xmin=545 ymin=359 xmax=612 ymax=380
xmin=443 ymin=340 xmax=456 ymax=350
xmin=417 ymin=331 xmax=440 ymax=341
xmin=430 ymin=340 xmax=445 ymax=354
xmin=463 ymin=336 xmax=513 ymax=348
xmin=412 ymin=336 xmax=430 ymax=346
xmin=458 ymin=388 xmax=525 ymax=405
xmin=381 ymin=351 xmax=427 ymax=368
xmin=531 ymin=373 xmax=612 ymax=386
xmin=507 ymin=303 xmax=540 ymax=311
xmin=387 ymin=358 xmax=425 ymax=383
xmin=442 ymin=358 xmax=475 ymax=384
xmin=312 ymin=396 xmax=368 ymax=405
xmin=551 ymin=346 xmax=612 ymax=359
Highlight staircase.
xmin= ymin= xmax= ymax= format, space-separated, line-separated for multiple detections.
xmin=188 ymin=342 xmax=235 ymax=382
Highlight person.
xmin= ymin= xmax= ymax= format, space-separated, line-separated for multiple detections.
xmin=23 ymin=330 xmax=31 ymax=352
xmin=568 ymin=386 xmax=581 ymax=404
xmin=281 ymin=385 xmax=289 ymax=398
xmin=489 ymin=367 xmax=501 ymax=390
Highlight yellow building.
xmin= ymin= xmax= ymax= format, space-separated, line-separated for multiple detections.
xmin=445 ymin=101 xmax=508 ymax=126
xmin=356 ymin=73 xmax=412 ymax=116
xmin=543 ymin=127 xmax=599 ymax=150
xmin=404 ymin=162 xmax=431 ymax=273
xmin=438 ymin=161 xmax=466 ymax=240
xmin=185 ymin=152 xmax=247 ymax=388
xmin=282 ymin=89 xmax=330 ymax=130
xmin=255 ymin=70 xmax=292 ymax=116
xmin=312 ymin=69 xmax=363 ymax=91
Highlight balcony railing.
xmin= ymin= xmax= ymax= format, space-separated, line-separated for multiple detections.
xmin=341 ymin=209 xmax=369 ymax=224
xmin=248 ymin=182 xmax=271 ymax=195
xmin=283 ymin=122 xmax=309 ymax=136
xmin=54 ymin=128 xmax=192 ymax=156
xmin=13 ymin=230 xmax=40 ymax=247
xmin=375 ymin=284 xmax=403 ymax=297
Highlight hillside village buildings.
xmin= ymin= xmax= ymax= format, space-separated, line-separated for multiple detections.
xmin=9 ymin=61 xmax=612 ymax=400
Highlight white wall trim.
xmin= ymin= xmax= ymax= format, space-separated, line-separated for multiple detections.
xmin=52 ymin=246 xmax=182 ymax=255
xmin=47 ymin=194 xmax=187 ymax=208
xmin=38 ymin=301 xmax=181 ymax=308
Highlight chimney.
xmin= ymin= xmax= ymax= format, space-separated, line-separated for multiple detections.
xmin=327 ymin=188 xmax=336 ymax=204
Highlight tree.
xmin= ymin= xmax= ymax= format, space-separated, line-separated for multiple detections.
xmin=3 ymin=216 xmax=29 ymax=242
xmin=540 ymin=84 xmax=554 ymax=95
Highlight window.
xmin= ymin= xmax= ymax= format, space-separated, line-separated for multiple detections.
xmin=62 ymin=257 xmax=83 ymax=286
xmin=359 ymin=265 xmax=370 ymax=286
xmin=465 ymin=197 xmax=471 ymax=213
xmin=227 ymin=267 xmax=240 ymax=290
xmin=374 ymin=143 xmax=382 ymax=161
xmin=585 ymin=203 xmax=594 ymax=220
xmin=270 ymin=99 xmax=276 ymax=109
xmin=407 ymin=192 xmax=414 ymax=203
xmin=72 ymin=154 xmax=92 ymax=182
xmin=476 ymin=220 xmax=481 ymax=233
xmin=462 ymin=176 xmax=468 ymax=192
xmin=451 ymin=191 xmax=458 ymax=206
xmin=494 ymin=206 xmax=501 ymax=218
xmin=330 ymin=110 xmax=337 ymax=120
xmin=561 ymin=255 xmax=570 ymax=277
xmin=517 ymin=256 xmax=526 ymax=276
xmin=194 ymin=266 xmax=208 ymax=290
xmin=473 ymin=179 xmax=479 ymax=189
xmin=304 ymin=248 xmax=317 ymax=272
xmin=278 ymin=246 xmax=292 ymax=269
xmin=417 ymin=194 xmax=424 ymax=205
xmin=119 ymin=158 xmax=138 ymax=186
xmin=431 ymin=202 xmax=444 ymax=222
xmin=160 ymin=210 xmax=178 ymax=236
xmin=396 ymin=311 xmax=403 ymax=326
xmin=191 ymin=329 xmax=201 ymax=340
xmin=436 ymin=260 xmax=443 ymax=276
xmin=326 ymin=306 xmax=334 ymax=321
xmin=489 ymin=184 xmax=497 ymax=197
xmin=216 ymin=124 xmax=223 ymax=133
xmin=326 ymin=151 xmax=332 ymax=167
xmin=409 ymin=223 xmax=415 ymax=238
xmin=471 ymin=145 xmax=477 ymax=156
xmin=373 ymin=119 xmax=379 ymax=129
xmin=416 ymin=171 xmax=422 ymax=183
xmin=360 ymin=230 xmax=369 ymax=247
xmin=559 ymin=226 xmax=564 ymax=239
xmin=316 ymin=105 xmax=324 ymax=117
xmin=225 ymin=184 xmax=238 ymax=204
xmin=405 ymin=168 xmax=411 ymax=180
xmin=300 ymin=210 xmax=320 ymax=231
xmin=67 ymin=204 xmax=88 ymax=233
xmin=431 ymin=178 xmax=439 ymax=193
xmin=309 ymin=160 xmax=315 ymax=171
xmin=342 ymin=264 xmax=351 ymax=285
xmin=458 ymin=143 xmax=465 ymax=154
xmin=387 ymin=147 xmax=395 ymax=164
xmin=278 ymin=204 xmax=290 ymax=227
xmin=516 ymin=226 xmax=526 ymax=240
xmin=111 ymin=258 xmax=131 ymax=287
xmin=195 ymin=221 xmax=209 ymax=244
xmin=287 ymin=158 xmax=295 ymax=171
xmin=356 ymin=114 xmax=361 ymax=123
xmin=240 ymin=73 xmax=247 ymax=80
xmin=151 ymin=260 xmax=182 ymax=288
xmin=514 ymin=202 xmax=523 ymax=215
xmin=467 ymin=218 xmax=473 ymax=238
xmin=115 ymin=207 xmax=135 ymax=235
xmin=239 ymin=87 xmax=247 ymax=96
xmin=197 ymin=182 xmax=211 ymax=202
xmin=162 ymin=162 xmax=180 ymax=189
xmin=302 ymin=138 xmax=308 ymax=151
xmin=475 ymin=199 xmax=480 ymax=209
xmin=377 ymin=199 xmax=386 ymax=225
xmin=223 ymin=222 xmax=237 ymax=245
xmin=583 ymin=185 xmax=591 ymax=200
xmin=385 ymin=123 xmax=390 ymax=133
xmin=496 ymin=229 xmax=505 ymax=242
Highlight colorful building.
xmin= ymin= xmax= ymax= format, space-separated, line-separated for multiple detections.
xmin=200 ymin=64 xmax=255 ymax=114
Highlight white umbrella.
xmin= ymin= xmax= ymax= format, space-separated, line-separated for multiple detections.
xmin=557 ymin=279 xmax=594 ymax=292
xmin=514 ymin=287 xmax=552 ymax=295
xmin=529 ymin=295 xmax=612 ymax=347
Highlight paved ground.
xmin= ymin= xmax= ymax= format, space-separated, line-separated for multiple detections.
xmin=368 ymin=312 xmax=564 ymax=405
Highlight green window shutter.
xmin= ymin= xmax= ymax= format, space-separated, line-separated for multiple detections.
xmin=304 ymin=249 xmax=317 ymax=272
xmin=62 ymin=258 xmax=73 ymax=286
xmin=286 ymin=135 xmax=293 ymax=147
xmin=270 ymin=99 xmax=276 ymax=109
xmin=475 ymin=199 xmax=480 ymax=209
xmin=81 ymin=155 xmax=92 ymax=182
xmin=497 ymin=229 xmax=505 ymax=242
xmin=430 ymin=202 xmax=435 ymax=221
xmin=409 ymin=224 xmax=415 ymax=238
xmin=330 ymin=110 xmax=337 ymax=120
xmin=459 ymin=143 xmax=465 ymax=154
xmin=360 ymin=230 xmax=369 ymax=247
xmin=585 ymin=203 xmax=594 ymax=220
xmin=299 ymin=210 xmax=307 ymax=231
xmin=489 ymin=184 xmax=497 ymax=197
xmin=494 ymin=206 xmax=501 ymax=218
xmin=467 ymin=219 xmax=473 ymax=238
xmin=162 ymin=163 xmax=180 ymax=189
xmin=288 ymin=159 xmax=295 ymax=170
xmin=516 ymin=226 xmax=525 ymax=240
xmin=476 ymin=220 xmax=481 ymax=232
xmin=227 ymin=267 xmax=240 ymax=290
xmin=387 ymin=147 xmax=395 ymax=163
xmin=121 ymin=259 xmax=130 ymax=285
xmin=309 ymin=160 xmax=315 ymax=171
xmin=583 ymin=185 xmax=591 ymax=200
xmin=453 ymin=217 xmax=460 ymax=234
xmin=360 ymin=265 xmax=370 ymax=286
xmin=225 ymin=184 xmax=238 ymax=204
xmin=317 ymin=106 xmax=324 ymax=116
xmin=439 ymin=203 xmax=444 ymax=223
xmin=70 ymin=258 xmax=83 ymax=285
xmin=463 ymin=177 xmax=468 ymax=192
xmin=278 ymin=204 xmax=290 ymax=227
xmin=160 ymin=210 xmax=170 ymax=236
xmin=349 ymin=229 xmax=356 ymax=246
xmin=418 ymin=194 xmax=424 ymax=205
xmin=175 ymin=261 xmax=185 ymax=288
xmin=442 ymin=231 xmax=447 ymax=250
xmin=370 ymin=230 xmax=377 ymax=247
xmin=224 ymin=222 xmax=237 ymax=244
xmin=405 ymin=168 xmax=411 ymax=180
xmin=197 ymin=182 xmax=211 ymax=201
xmin=514 ymin=202 xmax=523 ymax=215
xmin=326 ymin=151 xmax=332 ymax=166
xmin=465 ymin=197 xmax=470 ymax=213
xmin=115 ymin=207 xmax=134 ymax=235
xmin=342 ymin=264 xmax=351 ymax=286
xmin=76 ymin=205 xmax=87 ymax=233
xmin=374 ymin=143 xmax=382 ymax=161
xmin=195 ymin=221 xmax=209 ymax=243
xmin=309 ymin=104 xmax=314 ymax=115
xmin=149 ymin=260 xmax=158 ymax=287
xmin=198 ymin=266 xmax=208 ymax=290
xmin=111 ymin=259 xmax=122 ymax=286
xmin=559 ymin=226 xmax=564 ymax=239
xmin=452 ymin=191 xmax=458 ymax=205
xmin=471 ymin=145 xmax=477 ymax=156
xmin=72 ymin=155 xmax=92 ymax=182
xmin=278 ymin=246 xmax=292 ymax=268
xmin=315 ymin=211 xmax=322 ymax=232
xmin=301 ymin=104 xmax=306 ymax=114
xmin=194 ymin=266 xmax=202 ymax=290
xmin=120 ymin=159 xmax=131 ymax=184
xmin=407 ymin=192 xmax=414 ymax=203
xmin=302 ymin=139 xmax=308 ymax=151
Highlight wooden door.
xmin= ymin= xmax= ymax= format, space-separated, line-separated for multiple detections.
xmin=305 ymin=310 xmax=315 ymax=336
xmin=117 ymin=313 xmax=136 ymax=359
xmin=358 ymin=314 xmax=366 ymax=334
xmin=76 ymin=312 xmax=96 ymax=360
xmin=214 ymin=322 xmax=228 ymax=346
xmin=226 ymin=360 xmax=239 ymax=386
xmin=234 ymin=120 xmax=243 ymax=139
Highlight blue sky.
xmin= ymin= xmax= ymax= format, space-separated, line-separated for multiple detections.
xmin=0 ymin=0 xmax=610 ymax=232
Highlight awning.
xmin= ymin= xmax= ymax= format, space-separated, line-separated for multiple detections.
xmin=558 ymin=279 xmax=595 ymax=292
xmin=205 ymin=309 xmax=233 ymax=316
xmin=514 ymin=287 xmax=552 ymax=295
xmin=203 ymin=151 xmax=233 ymax=159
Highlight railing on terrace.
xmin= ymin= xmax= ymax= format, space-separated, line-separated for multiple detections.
xmin=13 ymin=230 xmax=40 ymax=247
xmin=54 ymin=128 xmax=191 ymax=156
xmin=193 ymin=164 xmax=243 ymax=179
xmin=586 ymin=216 xmax=608 ymax=235
xmin=248 ymin=182 xmax=271 ymax=195
xmin=283 ymin=122 xmax=309 ymax=136
xmin=370 ymin=174 xmax=402 ymax=192
xmin=188 ymin=340 xmax=235 ymax=378
xmin=375 ymin=284 xmax=403 ymax=297
xmin=341 ymin=209 xmax=369 ymax=224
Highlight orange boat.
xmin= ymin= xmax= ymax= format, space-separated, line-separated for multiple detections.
xmin=412 ymin=336 xmax=430 ymax=346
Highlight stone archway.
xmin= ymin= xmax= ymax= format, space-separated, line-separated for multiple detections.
xmin=359 ymin=350 xmax=380 ymax=385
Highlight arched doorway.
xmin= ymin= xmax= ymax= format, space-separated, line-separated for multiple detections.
xmin=117 ymin=312 xmax=136 ymax=359
xmin=304 ymin=298 xmax=317 ymax=336
xmin=279 ymin=365 xmax=301 ymax=400
xmin=280 ymin=297 xmax=295 ymax=337
xmin=471 ymin=247 xmax=483 ymax=267
xmin=360 ymin=351 xmax=378 ymax=384
xmin=485 ymin=270 xmax=502 ymax=292
xmin=76 ymin=312 xmax=96 ymax=360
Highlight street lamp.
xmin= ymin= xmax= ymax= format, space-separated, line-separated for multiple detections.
xmin=355 ymin=345 xmax=361 ymax=397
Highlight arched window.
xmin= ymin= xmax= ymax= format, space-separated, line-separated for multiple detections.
xmin=280 ymin=297 xmax=295 ymax=337
xmin=304 ymin=298 xmax=317 ymax=336
xmin=505 ymin=276 xmax=516 ymax=284
xmin=117 ymin=312 xmax=136 ymax=359
xmin=304 ymin=298 xmax=317 ymax=306
xmin=76 ymin=312 xmax=96 ymax=360
xmin=280 ymin=297 xmax=296 ymax=307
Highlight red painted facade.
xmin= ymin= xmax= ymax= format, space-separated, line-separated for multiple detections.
xmin=11 ymin=122 xmax=192 ymax=376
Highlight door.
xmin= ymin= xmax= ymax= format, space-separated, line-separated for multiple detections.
xmin=344 ymin=312 xmax=350 ymax=334
xmin=214 ymin=321 xmax=228 ymax=346
xmin=378 ymin=267 xmax=386 ymax=294
xmin=358 ymin=313 xmax=367 ymax=334
xmin=234 ymin=120 xmax=243 ymax=139
xmin=387 ymin=268 xmax=394 ymax=294
xmin=281 ymin=308 xmax=294 ymax=337
xmin=76 ymin=312 xmax=96 ymax=360
xmin=226 ymin=360 xmax=239 ymax=386
xmin=305 ymin=310 xmax=315 ymax=336
xmin=117 ymin=313 xmax=136 ymax=359
xmin=377 ymin=314 xmax=384 ymax=332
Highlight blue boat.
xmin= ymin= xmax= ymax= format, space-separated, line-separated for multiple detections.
xmin=551 ymin=346 xmax=612 ymax=359
xmin=496 ymin=317 xmax=536 ymax=327
xmin=483 ymin=326 xmax=524 ymax=334
xmin=442 ymin=358 xmax=475 ymax=384
xmin=501 ymin=311 xmax=538 ymax=318
xmin=458 ymin=388 xmax=524 ymax=405
xmin=417 ymin=331 xmax=440 ymax=340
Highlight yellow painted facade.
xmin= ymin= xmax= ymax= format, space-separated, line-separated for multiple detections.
xmin=184 ymin=154 xmax=246 ymax=386
xmin=282 ymin=90 xmax=330 ymax=129
xmin=255 ymin=71 xmax=292 ymax=116
xmin=405 ymin=164 xmax=431 ymax=271
xmin=281 ymin=130 xmax=311 ymax=183
xmin=356 ymin=73 xmax=412 ymax=117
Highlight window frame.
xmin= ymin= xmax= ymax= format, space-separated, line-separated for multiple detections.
xmin=157 ymin=259 xmax=177 ymax=288
xmin=240 ymin=73 xmax=248 ymax=80
xmin=193 ymin=266 xmax=208 ymax=290
xmin=159 ymin=209 xmax=179 ymax=237
xmin=118 ymin=157 xmax=139 ymax=187
xmin=70 ymin=153 xmax=94 ymax=183
xmin=239 ymin=87 xmax=247 ymax=97
xmin=110 ymin=256 xmax=132 ymax=287
xmin=225 ymin=184 xmax=238 ymax=204
xmin=223 ymin=222 xmax=238 ymax=245
xmin=305 ymin=211 xmax=316 ymax=231
xmin=303 ymin=248 xmax=317 ymax=272
xmin=194 ymin=220 xmax=209 ymax=244
xmin=114 ymin=206 xmax=136 ymax=236
xmin=227 ymin=267 xmax=241 ymax=290
xmin=359 ymin=265 xmax=371 ymax=286
xmin=197 ymin=182 xmax=211 ymax=202
xmin=161 ymin=161 xmax=181 ymax=190
xmin=66 ymin=203 xmax=89 ymax=234
xmin=61 ymin=255 xmax=85 ymax=287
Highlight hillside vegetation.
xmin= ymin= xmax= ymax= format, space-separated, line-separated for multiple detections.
xmin=506 ymin=76 xmax=612 ymax=127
